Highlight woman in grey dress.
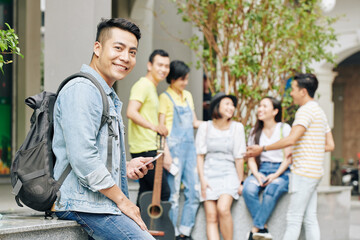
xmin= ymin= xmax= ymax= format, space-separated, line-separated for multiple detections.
xmin=196 ymin=92 xmax=246 ymax=240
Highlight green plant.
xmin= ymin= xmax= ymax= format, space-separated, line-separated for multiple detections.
xmin=173 ymin=0 xmax=338 ymax=127
xmin=0 ymin=23 xmax=23 ymax=74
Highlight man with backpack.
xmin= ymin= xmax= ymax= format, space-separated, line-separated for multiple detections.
xmin=52 ymin=18 xmax=155 ymax=239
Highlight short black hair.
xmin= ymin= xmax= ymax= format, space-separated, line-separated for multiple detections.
xmin=293 ymin=73 xmax=318 ymax=98
xmin=149 ymin=49 xmax=169 ymax=64
xmin=95 ymin=18 xmax=141 ymax=44
xmin=166 ymin=60 xmax=190 ymax=84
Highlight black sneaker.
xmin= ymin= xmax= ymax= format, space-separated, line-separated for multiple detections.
xmin=253 ymin=228 xmax=273 ymax=240
xmin=246 ymin=231 xmax=254 ymax=240
xmin=175 ymin=235 xmax=193 ymax=240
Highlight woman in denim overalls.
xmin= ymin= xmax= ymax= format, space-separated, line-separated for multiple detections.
xmin=158 ymin=60 xmax=202 ymax=240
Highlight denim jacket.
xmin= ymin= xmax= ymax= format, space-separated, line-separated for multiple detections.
xmin=53 ymin=64 xmax=128 ymax=214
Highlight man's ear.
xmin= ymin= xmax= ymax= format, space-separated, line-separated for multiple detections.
xmin=300 ymin=88 xmax=308 ymax=97
xmin=147 ymin=62 xmax=152 ymax=72
xmin=93 ymin=41 xmax=101 ymax=57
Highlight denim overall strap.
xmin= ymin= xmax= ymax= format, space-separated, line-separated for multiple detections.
xmin=164 ymin=91 xmax=199 ymax=236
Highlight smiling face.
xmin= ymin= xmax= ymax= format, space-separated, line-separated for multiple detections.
xmin=290 ymin=80 xmax=304 ymax=105
xmin=257 ymin=98 xmax=278 ymax=121
xmin=171 ymin=73 xmax=189 ymax=93
xmin=147 ymin=55 xmax=170 ymax=83
xmin=91 ymin=27 xmax=138 ymax=87
xmin=219 ymin=97 xmax=235 ymax=120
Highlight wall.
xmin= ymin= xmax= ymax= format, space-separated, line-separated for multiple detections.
xmin=44 ymin=0 xmax=111 ymax=92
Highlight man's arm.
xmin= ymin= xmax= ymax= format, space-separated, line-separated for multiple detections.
xmin=127 ymin=100 xmax=168 ymax=136
xmin=247 ymin=125 xmax=306 ymax=157
xmin=325 ymin=131 xmax=335 ymax=152
xmin=192 ymin=110 xmax=203 ymax=129
xmin=99 ymin=185 xmax=147 ymax=231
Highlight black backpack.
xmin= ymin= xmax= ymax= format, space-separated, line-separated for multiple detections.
xmin=10 ymin=72 xmax=115 ymax=213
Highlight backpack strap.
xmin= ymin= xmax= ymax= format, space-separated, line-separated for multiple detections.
xmin=56 ymin=72 xmax=114 ymax=186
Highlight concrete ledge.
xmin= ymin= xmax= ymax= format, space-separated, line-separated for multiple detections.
xmin=0 ymin=181 xmax=351 ymax=240
xmin=128 ymin=181 xmax=352 ymax=239
xmin=0 ymin=212 xmax=87 ymax=240
xmin=191 ymin=186 xmax=352 ymax=240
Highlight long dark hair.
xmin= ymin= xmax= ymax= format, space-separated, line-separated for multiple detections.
xmin=252 ymin=97 xmax=282 ymax=167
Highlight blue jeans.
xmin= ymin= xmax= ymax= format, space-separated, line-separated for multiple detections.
xmin=282 ymin=173 xmax=321 ymax=240
xmin=55 ymin=211 xmax=154 ymax=240
xmin=242 ymin=162 xmax=289 ymax=229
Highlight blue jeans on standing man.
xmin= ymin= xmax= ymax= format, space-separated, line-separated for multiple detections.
xmin=242 ymin=161 xmax=289 ymax=229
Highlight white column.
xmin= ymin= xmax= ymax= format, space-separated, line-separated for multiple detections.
xmin=316 ymin=68 xmax=337 ymax=186
xmin=44 ymin=0 xmax=111 ymax=92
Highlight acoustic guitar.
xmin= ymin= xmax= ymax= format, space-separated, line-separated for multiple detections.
xmin=139 ymin=136 xmax=175 ymax=240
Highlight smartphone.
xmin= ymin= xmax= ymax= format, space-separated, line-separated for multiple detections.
xmin=136 ymin=153 xmax=163 ymax=170
xmin=263 ymin=179 xmax=269 ymax=185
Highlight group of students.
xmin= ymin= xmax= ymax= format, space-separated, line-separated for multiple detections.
xmin=52 ymin=17 xmax=334 ymax=240
xmin=127 ymin=45 xmax=335 ymax=240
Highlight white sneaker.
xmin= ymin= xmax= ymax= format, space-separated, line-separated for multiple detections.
xmin=253 ymin=229 xmax=273 ymax=240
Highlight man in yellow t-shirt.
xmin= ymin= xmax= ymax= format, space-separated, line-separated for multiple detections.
xmin=127 ymin=49 xmax=171 ymax=206
xmin=247 ymin=73 xmax=335 ymax=240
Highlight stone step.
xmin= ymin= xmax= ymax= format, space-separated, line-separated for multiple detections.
xmin=0 ymin=212 xmax=87 ymax=240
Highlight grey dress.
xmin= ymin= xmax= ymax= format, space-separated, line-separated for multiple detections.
xmin=195 ymin=121 xmax=246 ymax=201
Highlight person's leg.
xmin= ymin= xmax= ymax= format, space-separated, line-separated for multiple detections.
xmin=204 ymin=200 xmax=220 ymax=240
xmin=178 ymin=143 xmax=200 ymax=237
xmin=303 ymin=187 xmax=320 ymax=240
xmin=217 ymin=194 xmax=234 ymax=240
xmin=242 ymin=174 xmax=262 ymax=221
xmin=56 ymin=211 xmax=155 ymax=240
xmin=133 ymin=151 xmax=170 ymax=206
xmin=167 ymin=157 xmax=183 ymax=236
xmin=282 ymin=173 xmax=320 ymax=240
xmin=132 ymin=151 xmax=157 ymax=206
xmin=253 ymin=174 xmax=289 ymax=229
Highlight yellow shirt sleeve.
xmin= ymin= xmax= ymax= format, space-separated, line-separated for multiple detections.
xmin=129 ymin=78 xmax=148 ymax=103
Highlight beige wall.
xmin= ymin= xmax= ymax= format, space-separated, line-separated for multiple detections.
xmin=114 ymin=0 xmax=203 ymax=158
xmin=14 ymin=0 xmax=41 ymax=150
xmin=44 ymin=0 xmax=111 ymax=92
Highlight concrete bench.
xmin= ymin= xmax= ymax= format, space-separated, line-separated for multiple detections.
xmin=0 ymin=212 xmax=87 ymax=240
xmin=128 ymin=181 xmax=352 ymax=240
xmin=0 ymin=181 xmax=351 ymax=240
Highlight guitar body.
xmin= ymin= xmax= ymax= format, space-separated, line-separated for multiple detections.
xmin=139 ymin=191 xmax=175 ymax=240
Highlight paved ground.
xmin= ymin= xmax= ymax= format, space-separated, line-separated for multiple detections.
xmin=350 ymin=195 xmax=360 ymax=240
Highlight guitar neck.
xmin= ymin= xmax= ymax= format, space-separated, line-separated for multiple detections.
xmin=152 ymin=152 xmax=164 ymax=206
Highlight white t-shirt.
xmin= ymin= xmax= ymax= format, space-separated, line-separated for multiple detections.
xmin=248 ymin=122 xmax=291 ymax=163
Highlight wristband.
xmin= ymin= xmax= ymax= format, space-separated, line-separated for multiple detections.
xmin=262 ymin=146 xmax=267 ymax=152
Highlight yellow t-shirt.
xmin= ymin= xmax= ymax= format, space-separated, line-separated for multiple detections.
xmin=291 ymin=101 xmax=331 ymax=179
xmin=128 ymin=77 xmax=159 ymax=153
xmin=158 ymin=87 xmax=195 ymax=135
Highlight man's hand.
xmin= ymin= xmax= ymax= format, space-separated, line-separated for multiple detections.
xmin=163 ymin=143 xmax=172 ymax=171
xmin=246 ymin=145 xmax=263 ymax=158
xmin=152 ymin=124 xmax=168 ymax=136
xmin=117 ymin=197 xmax=148 ymax=231
xmin=127 ymin=157 xmax=154 ymax=180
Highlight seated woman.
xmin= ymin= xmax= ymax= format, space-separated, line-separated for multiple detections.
xmin=243 ymin=97 xmax=292 ymax=240
xmin=196 ymin=92 xmax=246 ymax=240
